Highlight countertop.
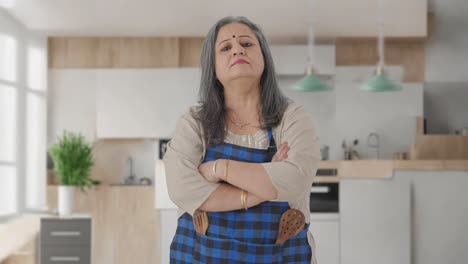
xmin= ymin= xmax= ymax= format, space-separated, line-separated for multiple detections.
xmin=0 ymin=214 xmax=43 ymax=262
xmin=315 ymin=160 xmax=468 ymax=182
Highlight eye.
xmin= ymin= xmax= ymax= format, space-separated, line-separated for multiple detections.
xmin=220 ymin=45 xmax=231 ymax=52
xmin=241 ymin=42 xmax=253 ymax=47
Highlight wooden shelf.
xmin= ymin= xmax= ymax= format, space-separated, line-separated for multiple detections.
xmin=319 ymin=160 xmax=468 ymax=179
xmin=410 ymin=116 xmax=468 ymax=159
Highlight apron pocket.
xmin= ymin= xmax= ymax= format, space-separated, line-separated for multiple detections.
xmin=193 ymin=233 xmax=284 ymax=264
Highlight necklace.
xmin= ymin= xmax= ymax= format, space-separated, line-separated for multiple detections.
xmin=228 ymin=114 xmax=251 ymax=129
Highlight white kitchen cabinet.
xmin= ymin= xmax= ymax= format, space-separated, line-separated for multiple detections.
xmin=96 ymin=68 xmax=200 ymax=138
xmin=394 ymin=171 xmax=468 ymax=264
xmin=48 ymin=70 xmax=98 ymax=142
xmin=340 ymin=178 xmax=410 ymax=264
xmin=310 ymin=214 xmax=340 ymax=264
xmin=159 ymin=209 xmax=179 ymax=264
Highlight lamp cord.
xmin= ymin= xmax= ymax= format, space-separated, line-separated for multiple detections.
xmin=378 ymin=0 xmax=385 ymax=69
xmin=307 ymin=0 xmax=316 ymax=69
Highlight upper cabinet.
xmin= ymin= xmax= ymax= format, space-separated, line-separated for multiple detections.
xmin=96 ymin=68 xmax=200 ymax=139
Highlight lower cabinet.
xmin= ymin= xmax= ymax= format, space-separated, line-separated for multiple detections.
xmin=310 ymin=214 xmax=340 ymax=264
xmin=40 ymin=217 xmax=92 ymax=264
xmin=340 ymin=178 xmax=411 ymax=264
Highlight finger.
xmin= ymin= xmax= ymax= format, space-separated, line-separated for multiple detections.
xmin=284 ymin=145 xmax=290 ymax=155
xmin=272 ymin=142 xmax=289 ymax=160
xmin=274 ymin=151 xmax=288 ymax=162
xmin=279 ymin=145 xmax=288 ymax=157
xmin=277 ymin=145 xmax=289 ymax=158
xmin=272 ymin=144 xmax=284 ymax=158
xmin=277 ymin=143 xmax=287 ymax=154
xmin=272 ymin=153 xmax=281 ymax=161
xmin=279 ymin=152 xmax=288 ymax=160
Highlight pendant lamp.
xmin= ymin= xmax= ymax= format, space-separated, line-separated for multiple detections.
xmin=292 ymin=0 xmax=332 ymax=92
xmin=360 ymin=0 xmax=402 ymax=92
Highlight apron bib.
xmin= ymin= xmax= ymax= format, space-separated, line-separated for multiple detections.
xmin=170 ymin=128 xmax=312 ymax=263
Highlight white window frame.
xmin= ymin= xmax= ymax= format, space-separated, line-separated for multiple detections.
xmin=0 ymin=10 xmax=47 ymax=222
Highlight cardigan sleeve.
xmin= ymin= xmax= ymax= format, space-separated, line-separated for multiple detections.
xmin=261 ymin=103 xmax=321 ymax=204
xmin=163 ymin=108 xmax=221 ymax=216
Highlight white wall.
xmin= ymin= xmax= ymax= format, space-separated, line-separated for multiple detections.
xmin=424 ymin=82 xmax=468 ymax=134
xmin=279 ymin=66 xmax=423 ymax=160
xmin=425 ymin=0 xmax=468 ymax=82
xmin=423 ymin=0 xmax=468 ymax=134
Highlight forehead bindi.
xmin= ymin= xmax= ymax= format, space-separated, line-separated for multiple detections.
xmin=217 ymin=24 xmax=254 ymax=43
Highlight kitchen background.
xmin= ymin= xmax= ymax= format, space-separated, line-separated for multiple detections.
xmin=1 ymin=0 xmax=468 ymax=264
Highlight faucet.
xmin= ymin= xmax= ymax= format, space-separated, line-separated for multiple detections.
xmin=124 ymin=156 xmax=137 ymax=184
xmin=367 ymin=132 xmax=380 ymax=159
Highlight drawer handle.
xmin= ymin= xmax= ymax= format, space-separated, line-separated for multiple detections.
xmin=311 ymin=186 xmax=330 ymax=193
xmin=50 ymin=256 xmax=80 ymax=262
xmin=50 ymin=231 xmax=81 ymax=237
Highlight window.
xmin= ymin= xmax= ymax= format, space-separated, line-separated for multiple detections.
xmin=25 ymin=92 xmax=47 ymax=209
xmin=0 ymin=166 xmax=17 ymax=215
xmin=0 ymin=84 xmax=16 ymax=162
xmin=0 ymin=33 xmax=16 ymax=82
xmin=0 ymin=33 xmax=18 ymax=218
xmin=0 ymin=17 xmax=47 ymax=219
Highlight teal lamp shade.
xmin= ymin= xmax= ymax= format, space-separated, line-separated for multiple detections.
xmin=292 ymin=67 xmax=332 ymax=92
xmin=360 ymin=67 xmax=402 ymax=92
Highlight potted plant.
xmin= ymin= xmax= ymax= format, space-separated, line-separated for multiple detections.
xmin=49 ymin=130 xmax=100 ymax=216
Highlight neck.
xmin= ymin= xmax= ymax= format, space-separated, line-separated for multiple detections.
xmin=223 ymin=79 xmax=261 ymax=113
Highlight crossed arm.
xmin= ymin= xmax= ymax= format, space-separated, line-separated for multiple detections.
xmin=196 ymin=142 xmax=289 ymax=212
xmin=164 ymin=104 xmax=320 ymax=216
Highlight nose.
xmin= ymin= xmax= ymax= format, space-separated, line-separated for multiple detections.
xmin=232 ymin=43 xmax=245 ymax=56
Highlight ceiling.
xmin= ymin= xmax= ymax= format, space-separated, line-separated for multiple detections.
xmin=2 ymin=0 xmax=427 ymax=39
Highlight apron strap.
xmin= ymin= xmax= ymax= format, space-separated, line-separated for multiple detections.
xmin=266 ymin=128 xmax=277 ymax=159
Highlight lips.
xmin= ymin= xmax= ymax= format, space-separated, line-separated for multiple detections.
xmin=232 ymin=59 xmax=249 ymax=66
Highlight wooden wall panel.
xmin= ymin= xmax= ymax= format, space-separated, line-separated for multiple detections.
xmin=49 ymin=36 xmax=426 ymax=82
xmin=49 ymin=37 xmax=179 ymax=68
xmin=336 ymin=38 xmax=425 ymax=82
xmin=48 ymin=38 xmax=99 ymax=68
xmin=179 ymin=37 xmax=204 ymax=67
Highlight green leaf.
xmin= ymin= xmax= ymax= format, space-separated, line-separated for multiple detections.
xmin=48 ymin=130 xmax=100 ymax=192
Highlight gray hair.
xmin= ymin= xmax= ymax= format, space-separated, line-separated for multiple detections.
xmin=192 ymin=16 xmax=290 ymax=146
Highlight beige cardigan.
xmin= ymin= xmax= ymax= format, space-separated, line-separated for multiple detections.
xmin=163 ymin=102 xmax=321 ymax=223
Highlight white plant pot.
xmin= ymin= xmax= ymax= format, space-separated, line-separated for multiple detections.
xmin=58 ymin=186 xmax=75 ymax=216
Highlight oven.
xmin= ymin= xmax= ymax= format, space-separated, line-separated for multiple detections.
xmin=309 ymin=168 xmax=340 ymax=264
xmin=310 ymin=169 xmax=339 ymax=213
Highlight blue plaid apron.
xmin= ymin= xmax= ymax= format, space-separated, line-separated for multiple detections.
xmin=170 ymin=128 xmax=312 ymax=263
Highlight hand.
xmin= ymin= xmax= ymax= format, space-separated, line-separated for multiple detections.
xmin=198 ymin=161 xmax=220 ymax=183
xmin=272 ymin=142 xmax=289 ymax=162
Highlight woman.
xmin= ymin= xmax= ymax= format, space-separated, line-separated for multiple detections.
xmin=164 ymin=16 xmax=321 ymax=264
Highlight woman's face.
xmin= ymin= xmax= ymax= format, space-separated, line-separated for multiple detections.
xmin=214 ymin=23 xmax=265 ymax=86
